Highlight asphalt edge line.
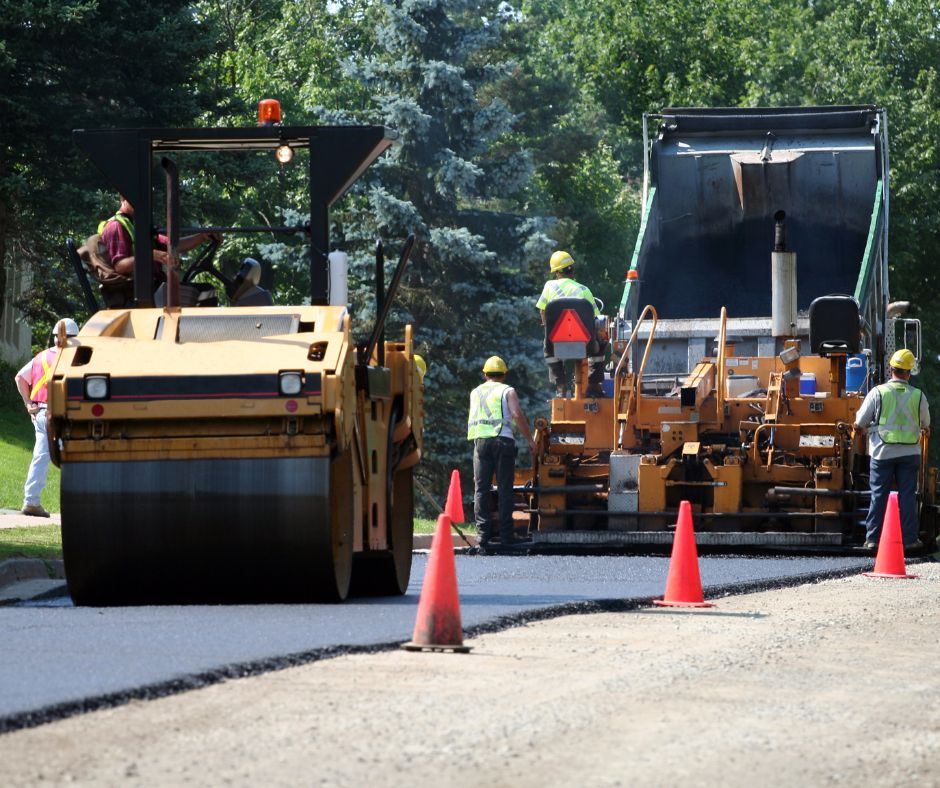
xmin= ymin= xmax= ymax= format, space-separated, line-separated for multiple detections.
xmin=0 ymin=560 xmax=889 ymax=736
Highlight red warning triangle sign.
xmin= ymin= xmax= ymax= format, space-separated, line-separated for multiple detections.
xmin=549 ymin=309 xmax=591 ymax=342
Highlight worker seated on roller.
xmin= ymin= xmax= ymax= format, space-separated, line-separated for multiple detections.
xmin=536 ymin=250 xmax=608 ymax=398
xmin=81 ymin=195 xmax=221 ymax=307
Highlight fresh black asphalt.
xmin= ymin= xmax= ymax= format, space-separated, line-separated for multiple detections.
xmin=0 ymin=553 xmax=871 ymax=732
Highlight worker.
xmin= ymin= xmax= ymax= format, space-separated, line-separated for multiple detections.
xmin=13 ymin=318 xmax=79 ymax=517
xmin=467 ymin=356 xmax=536 ymax=549
xmin=535 ymin=250 xmax=607 ymax=398
xmin=99 ymin=195 xmax=220 ymax=278
xmin=853 ymin=348 xmax=931 ymax=550
xmin=414 ymin=354 xmax=427 ymax=379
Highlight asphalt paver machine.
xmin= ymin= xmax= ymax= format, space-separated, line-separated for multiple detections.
xmin=51 ymin=114 xmax=422 ymax=603
xmin=519 ymin=106 xmax=937 ymax=552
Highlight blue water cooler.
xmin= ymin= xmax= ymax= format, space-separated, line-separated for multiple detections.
xmin=845 ymin=353 xmax=868 ymax=393
xmin=799 ymin=373 xmax=816 ymax=396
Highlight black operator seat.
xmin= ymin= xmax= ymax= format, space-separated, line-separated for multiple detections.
xmin=544 ymin=296 xmax=599 ymax=360
xmin=808 ymin=294 xmax=862 ymax=356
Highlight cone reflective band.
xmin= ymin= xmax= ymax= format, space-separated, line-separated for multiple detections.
xmin=549 ymin=309 xmax=591 ymax=360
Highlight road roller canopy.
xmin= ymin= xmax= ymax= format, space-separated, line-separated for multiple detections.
xmin=73 ymin=124 xmax=399 ymax=307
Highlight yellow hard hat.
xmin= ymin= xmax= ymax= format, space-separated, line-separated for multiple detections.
xmin=414 ymin=354 xmax=427 ymax=377
xmin=549 ymin=250 xmax=575 ymax=272
xmin=482 ymin=355 xmax=508 ymax=374
xmin=889 ymin=348 xmax=916 ymax=371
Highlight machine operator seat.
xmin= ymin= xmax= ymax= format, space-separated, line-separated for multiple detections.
xmin=543 ymin=297 xmax=600 ymax=360
xmin=808 ymin=294 xmax=862 ymax=356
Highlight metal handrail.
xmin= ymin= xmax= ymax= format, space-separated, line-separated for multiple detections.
xmin=716 ymin=306 xmax=728 ymax=426
xmin=613 ymin=304 xmax=658 ymax=447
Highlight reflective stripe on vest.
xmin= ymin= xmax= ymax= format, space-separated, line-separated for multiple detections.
xmin=876 ymin=381 xmax=922 ymax=444
xmin=29 ymin=348 xmax=57 ymax=403
xmin=98 ymin=213 xmax=135 ymax=244
xmin=540 ymin=278 xmax=599 ymax=315
xmin=467 ymin=381 xmax=511 ymax=439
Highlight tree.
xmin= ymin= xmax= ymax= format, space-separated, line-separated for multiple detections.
xmin=341 ymin=0 xmax=555 ymax=500
xmin=0 ymin=0 xmax=225 ymax=346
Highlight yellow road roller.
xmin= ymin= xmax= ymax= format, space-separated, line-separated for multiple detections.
xmin=51 ymin=115 xmax=422 ymax=604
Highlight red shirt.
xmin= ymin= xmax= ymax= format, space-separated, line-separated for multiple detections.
xmin=100 ymin=214 xmax=167 ymax=277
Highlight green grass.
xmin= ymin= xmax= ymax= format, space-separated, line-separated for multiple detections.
xmin=414 ymin=517 xmax=438 ymax=534
xmin=0 ymin=404 xmax=61 ymax=513
xmin=0 ymin=524 xmax=62 ymax=562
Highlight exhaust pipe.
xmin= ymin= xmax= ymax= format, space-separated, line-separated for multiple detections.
xmin=771 ymin=210 xmax=797 ymax=337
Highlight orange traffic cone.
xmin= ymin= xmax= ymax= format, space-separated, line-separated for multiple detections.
xmin=402 ymin=513 xmax=472 ymax=652
xmin=864 ymin=491 xmax=918 ymax=579
xmin=653 ymin=500 xmax=715 ymax=608
xmin=444 ymin=469 xmax=465 ymax=523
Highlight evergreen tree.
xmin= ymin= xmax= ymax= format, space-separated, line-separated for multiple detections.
xmin=0 ymin=0 xmax=224 ymax=342
xmin=344 ymin=0 xmax=555 ymax=501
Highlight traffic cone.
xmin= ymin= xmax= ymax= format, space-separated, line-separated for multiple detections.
xmin=653 ymin=500 xmax=715 ymax=608
xmin=864 ymin=491 xmax=918 ymax=579
xmin=402 ymin=513 xmax=472 ymax=652
xmin=444 ymin=469 xmax=465 ymax=523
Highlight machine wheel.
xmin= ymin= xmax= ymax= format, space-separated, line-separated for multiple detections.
xmin=311 ymin=448 xmax=355 ymax=602
xmin=351 ymin=466 xmax=414 ymax=596
xmin=62 ymin=455 xmax=349 ymax=605
xmin=351 ymin=410 xmax=414 ymax=596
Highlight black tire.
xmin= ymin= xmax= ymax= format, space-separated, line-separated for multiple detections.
xmin=350 ymin=466 xmax=414 ymax=596
xmin=310 ymin=449 xmax=355 ymax=602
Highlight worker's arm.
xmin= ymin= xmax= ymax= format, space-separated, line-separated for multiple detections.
xmin=539 ymin=308 xmax=545 ymax=326
xmin=506 ymin=388 xmax=536 ymax=454
xmin=177 ymin=232 xmax=222 ymax=253
xmin=853 ymin=387 xmax=880 ymax=431
xmin=112 ymin=249 xmax=169 ymax=275
xmin=14 ymin=372 xmax=39 ymax=417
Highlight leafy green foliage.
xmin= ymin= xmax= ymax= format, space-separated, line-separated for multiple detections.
xmin=338 ymin=0 xmax=554 ymax=499
xmin=3 ymin=0 xmax=939 ymax=489
xmin=0 ymin=0 xmax=226 ymax=344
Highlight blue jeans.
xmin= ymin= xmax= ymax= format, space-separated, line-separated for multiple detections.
xmin=865 ymin=453 xmax=921 ymax=543
xmin=23 ymin=408 xmax=51 ymax=507
xmin=473 ymin=437 xmax=516 ymax=543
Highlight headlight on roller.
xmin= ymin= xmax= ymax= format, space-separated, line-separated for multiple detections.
xmin=279 ymin=371 xmax=303 ymax=396
xmin=84 ymin=375 xmax=110 ymax=400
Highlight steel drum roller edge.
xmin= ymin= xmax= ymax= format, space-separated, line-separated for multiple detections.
xmin=62 ymin=457 xmax=334 ymax=604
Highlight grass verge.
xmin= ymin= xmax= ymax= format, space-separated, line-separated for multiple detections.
xmin=0 ymin=524 xmax=63 ymax=562
xmin=0 ymin=397 xmax=61 ymax=514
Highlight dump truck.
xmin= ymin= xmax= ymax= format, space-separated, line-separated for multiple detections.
xmin=519 ymin=105 xmax=937 ymax=552
xmin=51 ymin=113 xmax=423 ymax=603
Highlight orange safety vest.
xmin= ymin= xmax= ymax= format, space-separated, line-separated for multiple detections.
xmin=29 ymin=348 xmax=58 ymax=403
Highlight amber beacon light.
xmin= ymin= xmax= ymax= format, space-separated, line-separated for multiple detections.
xmin=258 ymin=98 xmax=282 ymax=126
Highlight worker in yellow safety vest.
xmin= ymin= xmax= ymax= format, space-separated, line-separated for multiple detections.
xmin=536 ymin=250 xmax=608 ymax=398
xmin=853 ymin=348 xmax=931 ymax=550
xmin=467 ymin=356 xmax=536 ymax=549
xmin=13 ymin=318 xmax=79 ymax=517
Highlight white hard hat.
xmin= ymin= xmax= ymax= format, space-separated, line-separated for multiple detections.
xmin=55 ymin=318 xmax=79 ymax=337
